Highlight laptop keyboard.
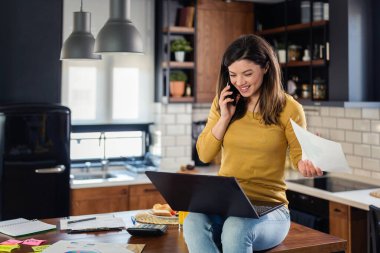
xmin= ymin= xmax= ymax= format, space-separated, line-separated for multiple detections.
xmin=253 ymin=205 xmax=275 ymax=215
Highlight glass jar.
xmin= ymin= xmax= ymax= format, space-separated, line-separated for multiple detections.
xmin=301 ymin=83 xmax=311 ymax=99
xmin=312 ymin=78 xmax=326 ymax=100
xmin=288 ymin=45 xmax=301 ymax=61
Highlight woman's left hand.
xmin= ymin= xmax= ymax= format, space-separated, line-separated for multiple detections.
xmin=298 ymin=160 xmax=323 ymax=177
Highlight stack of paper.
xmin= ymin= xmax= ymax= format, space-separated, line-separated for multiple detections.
xmin=60 ymin=215 xmax=126 ymax=233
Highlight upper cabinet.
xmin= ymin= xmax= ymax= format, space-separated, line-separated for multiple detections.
xmin=256 ymin=0 xmax=378 ymax=104
xmin=196 ymin=0 xmax=254 ymax=103
xmin=155 ymin=0 xmax=197 ymax=103
xmin=155 ymin=0 xmax=254 ymax=104
xmin=255 ymin=0 xmax=330 ymax=103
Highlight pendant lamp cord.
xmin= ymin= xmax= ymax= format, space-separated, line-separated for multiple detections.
xmin=80 ymin=0 xmax=83 ymax=12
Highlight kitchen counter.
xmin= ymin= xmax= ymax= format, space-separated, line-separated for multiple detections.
xmin=71 ymin=165 xmax=380 ymax=210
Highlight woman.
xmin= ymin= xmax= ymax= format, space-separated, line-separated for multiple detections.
xmin=183 ymin=34 xmax=323 ymax=253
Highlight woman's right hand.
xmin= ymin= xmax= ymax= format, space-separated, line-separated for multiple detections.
xmin=219 ymin=85 xmax=240 ymax=121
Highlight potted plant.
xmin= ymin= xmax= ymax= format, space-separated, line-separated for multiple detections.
xmin=169 ymin=71 xmax=187 ymax=97
xmin=170 ymin=38 xmax=192 ymax=62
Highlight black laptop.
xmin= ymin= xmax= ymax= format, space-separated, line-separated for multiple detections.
xmin=145 ymin=171 xmax=284 ymax=218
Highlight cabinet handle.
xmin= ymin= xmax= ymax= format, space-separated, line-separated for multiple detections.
xmin=35 ymin=165 xmax=66 ymax=174
xmin=334 ymin=208 xmax=341 ymax=213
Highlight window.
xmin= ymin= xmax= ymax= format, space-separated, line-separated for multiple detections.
xmin=70 ymin=124 xmax=151 ymax=163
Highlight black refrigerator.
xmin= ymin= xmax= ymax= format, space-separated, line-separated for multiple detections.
xmin=0 ymin=104 xmax=71 ymax=220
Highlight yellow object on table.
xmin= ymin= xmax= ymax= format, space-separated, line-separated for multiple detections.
xmin=178 ymin=211 xmax=189 ymax=225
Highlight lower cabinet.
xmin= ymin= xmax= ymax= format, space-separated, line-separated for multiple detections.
xmin=70 ymin=184 xmax=166 ymax=215
xmin=329 ymin=201 xmax=368 ymax=253
xmin=71 ymin=186 xmax=130 ymax=216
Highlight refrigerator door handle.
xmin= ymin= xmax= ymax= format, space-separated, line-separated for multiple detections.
xmin=35 ymin=165 xmax=66 ymax=174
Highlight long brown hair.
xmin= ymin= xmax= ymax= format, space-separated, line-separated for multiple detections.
xmin=217 ymin=34 xmax=286 ymax=125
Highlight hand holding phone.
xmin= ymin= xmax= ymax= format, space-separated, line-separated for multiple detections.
xmin=226 ymin=82 xmax=239 ymax=106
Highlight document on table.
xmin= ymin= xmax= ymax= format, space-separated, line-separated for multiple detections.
xmin=41 ymin=240 xmax=145 ymax=253
xmin=290 ymin=119 xmax=351 ymax=172
xmin=60 ymin=215 xmax=126 ymax=232
xmin=0 ymin=218 xmax=56 ymax=237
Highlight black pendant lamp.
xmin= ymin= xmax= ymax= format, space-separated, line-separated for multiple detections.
xmin=94 ymin=0 xmax=144 ymax=54
xmin=60 ymin=0 xmax=101 ymax=60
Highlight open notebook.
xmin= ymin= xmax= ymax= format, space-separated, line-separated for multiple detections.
xmin=0 ymin=218 xmax=56 ymax=237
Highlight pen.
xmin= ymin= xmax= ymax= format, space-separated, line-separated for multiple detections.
xmin=68 ymin=227 xmax=123 ymax=234
xmin=68 ymin=217 xmax=96 ymax=224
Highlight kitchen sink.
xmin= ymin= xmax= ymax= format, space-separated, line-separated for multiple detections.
xmin=71 ymin=170 xmax=135 ymax=183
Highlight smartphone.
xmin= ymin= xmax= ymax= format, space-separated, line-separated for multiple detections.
xmin=226 ymin=81 xmax=239 ymax=106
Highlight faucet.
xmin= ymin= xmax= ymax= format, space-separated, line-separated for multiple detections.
xmin=99 ymin=132 xmax=109 ymax=173
xmin=101 ymin=159 xmax=109 ymax=173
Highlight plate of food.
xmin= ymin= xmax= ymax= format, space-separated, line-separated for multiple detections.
xmin=147 ymin=204 xmax=178 ymax=220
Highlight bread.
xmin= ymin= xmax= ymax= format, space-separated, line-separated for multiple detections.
xmin=153 ymin=203 xmax=173 ymax=212
xmin=152 ymin=209 xmax=172 ymax=216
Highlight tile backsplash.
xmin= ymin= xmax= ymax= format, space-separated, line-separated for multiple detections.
xmin=150 ymin=103 xmax=193 ymax=171
xmin=151 ymin=102 xmax=380 ymax=179
xmin=304 ymin=106 xmax=380 ymax=179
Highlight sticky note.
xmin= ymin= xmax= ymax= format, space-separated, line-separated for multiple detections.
xmin=0 ymin=244 xmax=20 ymax=252
xmin=0 ymin=239 xmax=23 ymax=245
xmin=22 ymin=238 xmax=46 ymax=246
xmin=31 ymin=245 xmax=50 ymax=252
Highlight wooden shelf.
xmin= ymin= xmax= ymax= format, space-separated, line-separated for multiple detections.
xmin=257 ymin=20 xmax=329 ymax=36
xmin=163 ymin=26 xmax=195 ymax=34
xmin=162 ymin=61 xmax=195 ymax=69
xmin=169 ymin=96 xmax=195 ymax=103
xmin=281 ymin=59 xmax=326 ymax=68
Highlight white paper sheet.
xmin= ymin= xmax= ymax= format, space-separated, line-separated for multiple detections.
xmin=60 ymin=215 xmax=125 ymax=231
xmin=290 ymin=119 xmax=351 ymax=172
xmin=41 ymin=240 xmax=133 ymax=253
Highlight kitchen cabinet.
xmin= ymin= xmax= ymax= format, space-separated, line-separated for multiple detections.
xmin=155 ymin=0 xmax=197 ymax=103
xmin=255 ymin=0 xmax=330 ymax=103
xmin=196 ymin=0 xmax=254 ymax=103
xmin=70 ymin=183 xmax=166 ymax=215
xmin=0 ymin=0 xmax=62 ymax=105
xmin=255 ymin=0 xmax=376 ymax=103
xmin=129 ymin=184 xmax=166 ymax=210
xmin=329 ymin=201 xmax=368 ymax=253
xmin=287 ymin=190 xmax=369 ymax=253
xmin=71 ymin=186 xmax=130 ymax=216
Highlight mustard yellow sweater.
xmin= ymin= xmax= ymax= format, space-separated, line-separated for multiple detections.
xmin=196 ymin=94 xmax=306 ymax=205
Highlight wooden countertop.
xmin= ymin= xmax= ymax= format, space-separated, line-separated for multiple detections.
xmin=0 ymin=211 xmax=346 ymax=253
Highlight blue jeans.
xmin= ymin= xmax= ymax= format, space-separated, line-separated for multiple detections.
xmin=183 ymin=206 xmax=290 ymax=253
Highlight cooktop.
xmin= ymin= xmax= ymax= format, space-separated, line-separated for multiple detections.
xmin=287 ymin=176 xmax=379 ymax=192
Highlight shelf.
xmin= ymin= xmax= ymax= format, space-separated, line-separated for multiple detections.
xmin=281 ymin=59 xmax=326 ymax=68
xmin=256 ymin=20 xmax=329 ymax=36
xmin=163 ymin=26 xmax=195 ymax=34
xmin=169 ymin=96 xmax=195 ymax=103
xmin=162 ymin=61 xmax=195 ymax=69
